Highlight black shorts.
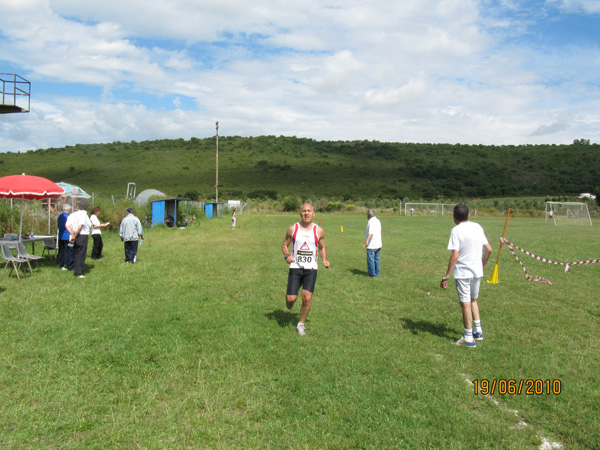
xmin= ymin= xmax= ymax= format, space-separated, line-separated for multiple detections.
xmin=286 ymin=268 xmax=318 ymax=295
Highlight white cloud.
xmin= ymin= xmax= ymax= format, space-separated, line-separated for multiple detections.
xmin=363 ymin=78 xmax=429 ymax=109
xmin=309 ymin=51 xmax=364 ymax=94
xmin=0 ymin=0 xmax=599 ymax=151
xmin=546 ymin=0 xmax=600 ymax=13
xmin=531 ymin=117 xmax=571 ymax=136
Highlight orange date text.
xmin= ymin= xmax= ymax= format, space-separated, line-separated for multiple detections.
xmin=473 ymin=379 xmax=561 ymax=395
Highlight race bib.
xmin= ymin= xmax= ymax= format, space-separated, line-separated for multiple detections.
xmin=295 ymin=251 xmax=313 ymax=266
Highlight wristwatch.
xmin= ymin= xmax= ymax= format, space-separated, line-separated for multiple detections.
xmin=284 ymin=254 xmax=291 ymax=260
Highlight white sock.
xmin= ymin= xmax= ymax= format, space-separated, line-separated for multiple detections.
xmin=473 ymin=320 xmax=482 ymax=333
xmin=464 ymin=328 xmax=473 ymax=342
xmin=297 ymin=322 xmax=304 ymax=328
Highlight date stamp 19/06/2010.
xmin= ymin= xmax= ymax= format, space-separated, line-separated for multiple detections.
xmin=473 ymin=379 xmax=562 ymax=396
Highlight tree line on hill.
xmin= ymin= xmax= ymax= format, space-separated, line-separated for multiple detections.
xmin=1 ymin=136 xmax=598 ymax=203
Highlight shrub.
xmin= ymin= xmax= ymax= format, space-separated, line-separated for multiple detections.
xmin=325 ymin=202 xmax=344 ymax=212
xmin=281 ymin=196 xmax=301 ymax=212
xmin=248 ymin=190 xmax=278 ymax=200
xmin=180 ymin=190 xmax=199 ymax=200
xmin=0 ymin=199 xmax=28 ymax=236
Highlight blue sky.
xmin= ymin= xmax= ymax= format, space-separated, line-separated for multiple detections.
xmin=0 ymin=0 xmax=599 ymax=152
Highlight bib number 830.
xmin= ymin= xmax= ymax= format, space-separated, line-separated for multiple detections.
xmin=296 ymin=255 xmax=312 ymax=264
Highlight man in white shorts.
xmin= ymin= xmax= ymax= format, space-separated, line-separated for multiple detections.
xmin=282 ymin=203 xmax=330 ymax=336
xmin=440 ymin=204 xmax=493 ymax=347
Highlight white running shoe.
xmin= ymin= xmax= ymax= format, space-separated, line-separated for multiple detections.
xmin=296 ymin=323 xmax=306 ymax=336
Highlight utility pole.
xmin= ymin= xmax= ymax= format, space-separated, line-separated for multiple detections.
xmin=215 ymin=121 xmax=219 ymax=203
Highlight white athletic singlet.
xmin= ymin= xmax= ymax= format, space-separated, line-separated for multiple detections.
xmin=289 ymin=223 xmax=319 ymax=270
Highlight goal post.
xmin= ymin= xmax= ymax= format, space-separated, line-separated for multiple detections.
xmin=404 ymin=202 xmax=458 ymax=216
xmin=238 ymin=202 xmax=251 ymax=215
xmin=441 ymin=203 xmax=456 ymax=216
xmin=227 ymin=200 xmax=250 ymax=215
xmin=545 ymin=201 xmax=592 ymax=226
xmin=405 ymin=202 xmax=439 ymax=216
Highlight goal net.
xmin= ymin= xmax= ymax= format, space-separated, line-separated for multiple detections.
xmin=404 ymin=203 xmax=455 ymax=216
xmin=546 ymin=201 xmax=592 ymax=226
xmin=227 ymin=200 xmax=250 ymax=215
xmin=441 ymin=204 xmax=456 ymax=217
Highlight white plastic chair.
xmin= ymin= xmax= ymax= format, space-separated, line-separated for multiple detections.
xmin=1 ymin=244 xmax=30 ymax=279
xmin=16 ymin=242 xmax=42 ymax=272
xmin=41 ymin=237 xmax=58 ymax=259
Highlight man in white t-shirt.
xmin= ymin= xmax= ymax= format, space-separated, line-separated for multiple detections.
xmin=440 ymin=204 xmax=493 ymax=348
xmin=363 ymin=209 xmax=382 ymax=277
xmin=65 ymin=200 xmax=92 ymax=279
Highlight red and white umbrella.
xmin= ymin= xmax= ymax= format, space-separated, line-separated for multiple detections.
xmin=0 ymin=173 xmax=64 ymax=240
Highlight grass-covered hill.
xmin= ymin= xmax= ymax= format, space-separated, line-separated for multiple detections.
xmin=0 ymin=136 xmax=598 ymax=201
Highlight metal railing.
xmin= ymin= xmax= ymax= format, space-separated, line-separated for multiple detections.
xmin=1 ymin=73 xmax=31 ymax=113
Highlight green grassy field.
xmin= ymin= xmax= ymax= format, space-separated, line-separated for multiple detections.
xmin=1 ymin=213 xmax=599 ymax=449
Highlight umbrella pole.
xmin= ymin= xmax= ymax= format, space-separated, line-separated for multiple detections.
xmin=19 ymin=196 xmax=24 ymax=241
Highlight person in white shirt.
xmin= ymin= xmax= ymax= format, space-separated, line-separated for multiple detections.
xmin=363 ymin=209 xmax=382 ymax=277
xmin=441 ymin=204 xmax=493 ymax=348
xmin=65 ymin=200 xmax=92 ymax=278
xmin=89 ymin=206 xmax=109 ymax=260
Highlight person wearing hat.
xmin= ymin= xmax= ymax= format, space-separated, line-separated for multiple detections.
xmin=119 ymin=207 xmax=144 ymax=264
xmin=65 ymin=200 xmax=92 ymax=278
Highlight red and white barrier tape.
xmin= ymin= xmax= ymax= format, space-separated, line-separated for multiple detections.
xmin=500 ymin=237 xmax=600 ymax=284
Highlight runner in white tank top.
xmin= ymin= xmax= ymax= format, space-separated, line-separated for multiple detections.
xmin=282 ymin=204 xmax=330 ymax=336
xmin=288 ymin=222 xmax=319 ymax=270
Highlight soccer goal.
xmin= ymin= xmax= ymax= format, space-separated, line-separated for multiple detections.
xmin=227 ymin=200 xmax=250 ymax=215
xmin=405 ymin=202 xmax=438 ymax=216
xmin=404 ymin=202 xmax=456 ymax=216
xmin=238 ymin=202 xmax=251 ymax=215
xmin=545 ymin=201 xmax=592 ymax=226
xmin=441 ymin=203 xmax=456 ymax=216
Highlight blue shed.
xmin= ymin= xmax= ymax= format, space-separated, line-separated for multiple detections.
xmin=151 ymin=197 xmax=192 ymax=227
xmin=204 ymin=202 xmax=225 ymax=218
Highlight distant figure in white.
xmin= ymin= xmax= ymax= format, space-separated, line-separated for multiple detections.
xmin=363 ymin=209 xmax=382 ymax=277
